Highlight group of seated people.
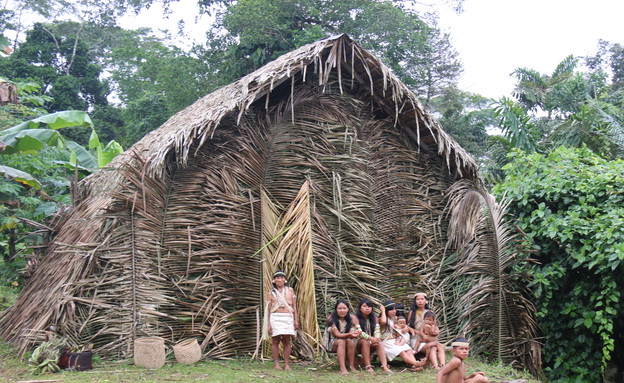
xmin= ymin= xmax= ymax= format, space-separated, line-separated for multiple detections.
xmin=267 ymin=271 xmax=489 ymax=382
xmin=324 ymin=294 xmax=444 ymax=375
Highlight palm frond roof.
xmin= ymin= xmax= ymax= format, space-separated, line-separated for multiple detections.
xmin=82 ymin=34 xmax=476 ymax=195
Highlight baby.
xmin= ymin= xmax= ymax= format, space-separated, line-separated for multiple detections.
xmin=422 ymin=311 xmax=440 ymax=339
xmin=393 ymin=316 xmax=413 ymax=346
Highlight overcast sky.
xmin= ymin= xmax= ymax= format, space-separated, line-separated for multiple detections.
xmin=121 ymin=0 xmax=624 ymax=100
xmin=437 ymin=0 xmax=624 ymax=99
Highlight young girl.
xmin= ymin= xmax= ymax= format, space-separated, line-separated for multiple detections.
xmin=407 ymin=292 xmax=430 ymax=334
xmin=407 ymin=292 xmax=445 ymax=369
xmin=355 ymin=299 xmax=392 ymax=373
xmin=326 ymin=299 xmax=361 ymax=375
xmin=379 ymin=301 xmax=425 ymax=371
xmin=266 ymin=271 xmax=298 ymax=370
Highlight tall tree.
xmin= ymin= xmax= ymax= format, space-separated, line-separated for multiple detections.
xmin=0 ymin=21 xmax=115 ymax=142
xmin=199 ymin=0 xmax=462 ymax=98
xmin=511 ymin=55 xmax=578 ymax=118
xmin=100 ymin=27 xmax=220 ymax=144
xmin=585 ymin=40 xmax=624 ymax=93
xmin=430 ymin=87 xmax=492 ymax=158
xmin=502 ymin=52 xmax=624 ymax=160
xmin=16 ymin=22 xmax=109 ymax=106
xmin=402 ymin=16 xmax=462 ymax=104
xmin=105 ymin=28 xmax=216 ymax=114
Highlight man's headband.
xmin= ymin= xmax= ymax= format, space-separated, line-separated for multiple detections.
xmin=273 ymin=271 xmax=286 ymax=278
xmin=452 ymin=342 xmax=470 ymax=347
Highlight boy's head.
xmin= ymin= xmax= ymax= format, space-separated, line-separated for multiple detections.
xmin=451 ymin=337 xmax=470 ymax=360
xmin=424 ymin=310 xmax=436 ymax=324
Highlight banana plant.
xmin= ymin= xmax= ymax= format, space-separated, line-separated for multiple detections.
xmin=0 ymin=111 xmax=123 ymax=188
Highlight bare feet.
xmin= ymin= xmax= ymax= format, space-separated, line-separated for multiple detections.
xmin=411 ymin=365 xmax=424 ymax=372
xmin=339 ymin=369 xmax=350 ymax=375
xmin=365 ymin=365 xmax=375 ymax=373
xmin=274 ymin=364 xmax=282 ymax=370
xmin=349 ymin=365 xmax=357 ymax=372
xmin=381 ymin=364 xmax=393 ymax=373
xmin=433 ymin=365 xmax=441 ymax=371
xmin=284 ymin=365 xmax=292 ymax=371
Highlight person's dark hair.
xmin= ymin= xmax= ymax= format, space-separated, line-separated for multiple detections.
xmin=382 ymin=300 xmax=396 ymax=311
xmin=408 ymin=294 xmax=430 ymax=328
xmin=424 ymin=311 xmax=436 ymax=319
xmin=328 ymin=299 xmax=353 ymax=333
xmin=452 ymin=337 xmax=469 ymax=347
xmin=395 ymin=303 xmax=405 ymax=318
xmin=356 ymin=299 xmax=377 ymax=336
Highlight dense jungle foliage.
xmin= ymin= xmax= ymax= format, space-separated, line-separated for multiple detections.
xmin=1 ymin=0 xmax=623 ymax=381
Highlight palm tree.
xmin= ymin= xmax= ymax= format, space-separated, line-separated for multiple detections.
xmin=548 ymin=96 xmax=624 ymax=159
xmin=512 ymin=55 xmax=577 ymax=118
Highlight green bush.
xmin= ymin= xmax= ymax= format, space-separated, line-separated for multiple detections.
xmin=494 ymin=147 xmax=623 ymax=382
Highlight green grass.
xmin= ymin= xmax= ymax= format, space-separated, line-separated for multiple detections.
xmin=0 ymin=284 xmax=541 ymax=382
xmin=0 ymin=340 xmax=542 ymax=383
xmin=0 ymin=282 xmax=19 ymax=312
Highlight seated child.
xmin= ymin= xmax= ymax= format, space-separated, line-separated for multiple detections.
xmin=416 ymin=311 xmax=446 ymax=369
xmin=393 ymin=316 xmax=412 ymax=346
xmin=437 ymin=338 xmax=489 ymax=383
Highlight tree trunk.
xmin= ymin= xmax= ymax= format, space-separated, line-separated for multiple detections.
xmin=0 ymin=81 xmax=19 ymax=105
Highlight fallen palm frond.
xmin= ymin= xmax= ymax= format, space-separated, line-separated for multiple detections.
xmin=442 ymin=179 xmax=541 ymax=375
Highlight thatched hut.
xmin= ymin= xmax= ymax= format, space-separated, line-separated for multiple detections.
xmin=0 ymin=34 xmax=538 ymax=369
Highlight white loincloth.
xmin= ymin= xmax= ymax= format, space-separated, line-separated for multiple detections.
xmin=270 ymin=313 xmax=296 ymax=337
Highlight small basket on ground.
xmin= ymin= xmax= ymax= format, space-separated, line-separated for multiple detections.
xmin=134 ymin=337 xmax=166 ymax=370
xmin=173 ymin=338 xmax=202 ymax=365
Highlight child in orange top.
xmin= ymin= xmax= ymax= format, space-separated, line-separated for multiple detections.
xmin=437 ymin=338 xmax=489 ymax=383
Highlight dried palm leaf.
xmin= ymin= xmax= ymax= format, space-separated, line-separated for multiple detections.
xmin=443 ymin=179 xmax=541 ymax=375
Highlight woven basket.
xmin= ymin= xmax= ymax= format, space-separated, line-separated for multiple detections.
xmin=173 ymin=338 xmax=202 ymax=365
xmin=134 ymin=337 xmax=166 ymax=370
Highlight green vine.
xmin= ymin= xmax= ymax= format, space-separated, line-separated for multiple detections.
xmin=494 ymin=147 xmax=624 ymax=382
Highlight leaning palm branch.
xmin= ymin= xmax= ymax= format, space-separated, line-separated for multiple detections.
xmin=270 ymin=181 xmax=320 ymax=358
xmin=443 ymin=179 xmax=541 ymax=375
xmin=258 ymin=187 xmax=283 ymax=358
